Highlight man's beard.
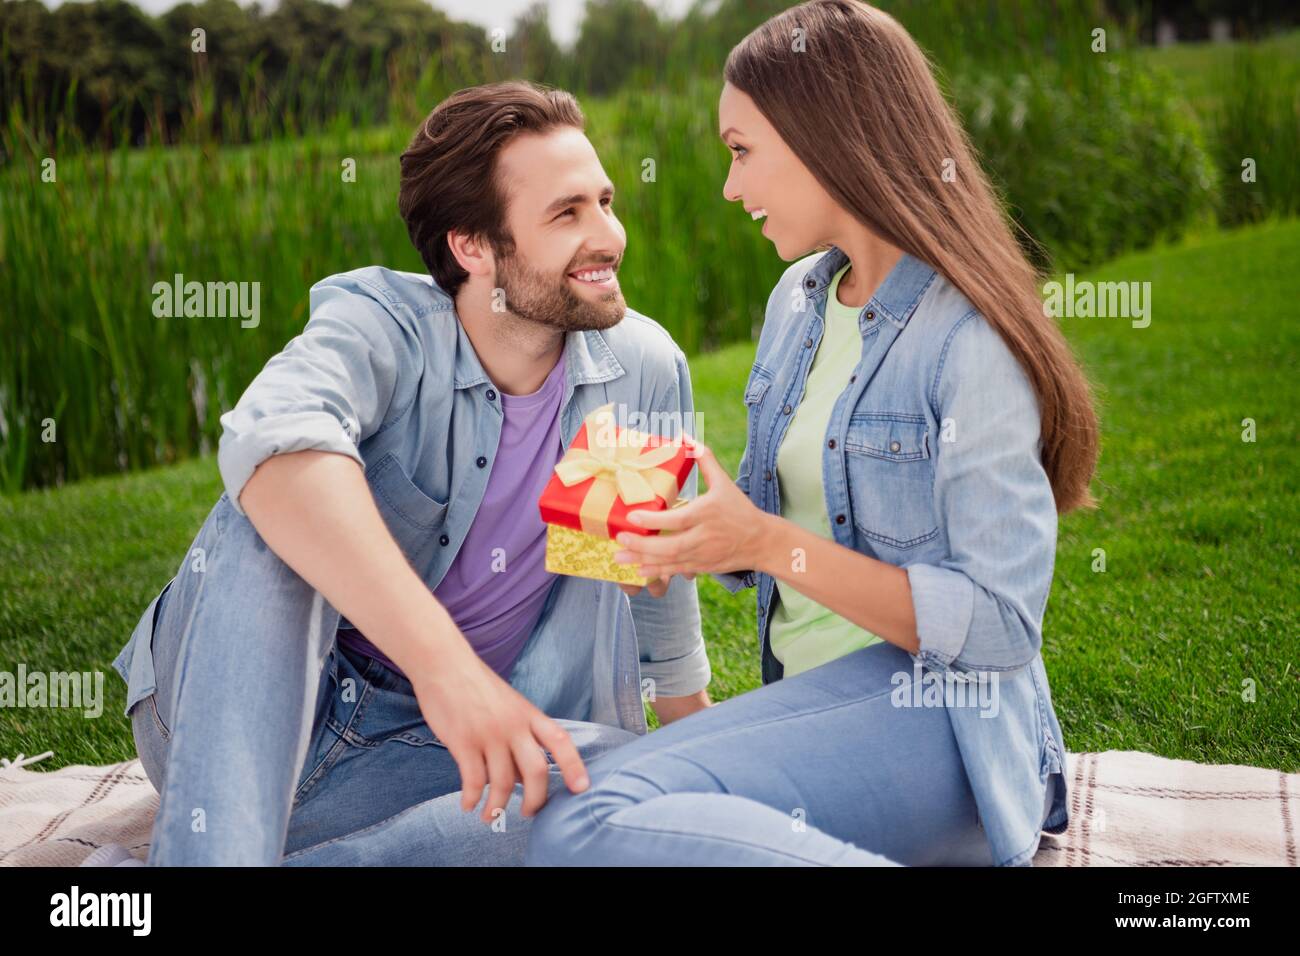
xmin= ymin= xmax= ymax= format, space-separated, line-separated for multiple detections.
xmin=493 ymin=245 xmax=626 ymax=332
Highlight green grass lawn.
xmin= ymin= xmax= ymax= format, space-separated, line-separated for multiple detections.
xmin=2 ymin=220 xmax=1297 ymax=770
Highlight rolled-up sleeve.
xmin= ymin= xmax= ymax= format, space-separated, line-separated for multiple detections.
xmin=632 ymin=570 xmax=711 ymax=698
xmin=629 ymin=348 xmax=712 ymax=698
xmin=217 ymin=285 xmax=412 ymax=515
xmin=906 ymin=311 xmax=1059 ymax=676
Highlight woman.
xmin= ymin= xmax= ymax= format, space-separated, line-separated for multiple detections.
xmin=525 ymin=0 xmax=1098 ymax=867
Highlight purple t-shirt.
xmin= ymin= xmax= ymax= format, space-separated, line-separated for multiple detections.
xmin=337 ymin=356 xmax=566 ymax=683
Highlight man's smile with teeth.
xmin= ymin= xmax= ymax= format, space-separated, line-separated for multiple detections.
xmin=569 ymin=265 xmax=617 ymax=284
xmin=750 ymin=208 xmax=768 ymax=220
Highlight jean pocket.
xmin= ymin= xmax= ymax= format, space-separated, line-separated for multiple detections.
xmin=143 ymin=691 xmax=172 ymax=741
xmin=340 ymin=666 xmax=449 ymax=752
xmin=844 ymin=413 xmax=939 ymax=549
xmin=381 ymin=728 xmax=450 ymax=750
xmin=129 ymin=691 xmax=169 ymax=792
xmin=293 ymin=651 xmax=359 ymax=806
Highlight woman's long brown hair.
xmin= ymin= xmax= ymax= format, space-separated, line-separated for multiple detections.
xmin=725 ymin=0 xmax=1099 ymax=512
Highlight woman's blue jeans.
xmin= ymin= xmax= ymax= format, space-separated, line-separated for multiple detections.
xmin=526 ymin=640 xmax=1057 ymax=866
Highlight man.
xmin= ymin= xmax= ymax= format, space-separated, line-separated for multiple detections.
xmin=110 ymin=81 xmax=712 ymax=866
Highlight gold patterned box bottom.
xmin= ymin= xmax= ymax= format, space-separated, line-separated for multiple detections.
xmin=544 ymin=522 xmax=650 ymax=585
xmin=544 ymin=497 xmax=689 ymax=586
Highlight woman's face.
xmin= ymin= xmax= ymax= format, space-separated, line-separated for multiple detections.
xmin=718 ymin=82 xmax=845 ymax=261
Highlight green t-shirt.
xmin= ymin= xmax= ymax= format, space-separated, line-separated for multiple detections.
xmin=769 ymin=263 xmax=883 ymax=676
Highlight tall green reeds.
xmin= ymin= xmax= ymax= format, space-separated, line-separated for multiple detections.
xmin=1209 ymin=46 xmax=1300 ymax=226
xmin=2 ymin=1 xmax=1275 ymax=492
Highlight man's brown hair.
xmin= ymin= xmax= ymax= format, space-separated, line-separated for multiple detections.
xmin=398 ymin=81 xmax=586 ymax=299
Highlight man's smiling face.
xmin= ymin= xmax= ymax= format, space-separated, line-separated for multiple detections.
xmin=490 ymin=127 xmax=628 ymax=331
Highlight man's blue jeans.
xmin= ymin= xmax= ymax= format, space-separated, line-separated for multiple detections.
xmin=526 ymin=640 xmax=1058 ymax=866
xmin=129 ymin=506 xmax=638 ymax=866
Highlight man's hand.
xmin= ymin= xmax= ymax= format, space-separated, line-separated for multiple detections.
xmin=410 ymin=651 xmax=590 ymax=823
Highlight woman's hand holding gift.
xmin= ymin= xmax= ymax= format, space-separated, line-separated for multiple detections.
xmin=613 ymin=439 xmax=771 ymax=585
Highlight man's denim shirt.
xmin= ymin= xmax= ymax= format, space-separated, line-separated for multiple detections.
xmin=712 ymin=247 xmax=1071 ymax=866
xmin=113 ymin=267 xmax=710 ymax=740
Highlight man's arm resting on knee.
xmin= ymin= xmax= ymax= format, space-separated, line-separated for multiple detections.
xmin=237 ymin=448 xmax=592 ymax=819
xmin=217 ymin=292 xmax=588 ymax=819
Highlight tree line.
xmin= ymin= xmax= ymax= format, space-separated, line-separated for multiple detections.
xmin=2 ymin=0 xmax=1293 ymax=150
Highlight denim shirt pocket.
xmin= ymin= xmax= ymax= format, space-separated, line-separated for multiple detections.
xmin=365 ymin=452 xmax=449 ymax=545
xmin=740 ymin=364 xmax=774 ymax=482
xmin=744 ymin=365 xmax=774 ymax=404
xmin=843 ymin=412 xmax=939 ymax=550
xmin=744 ymin=365 xmax=774 ymax=435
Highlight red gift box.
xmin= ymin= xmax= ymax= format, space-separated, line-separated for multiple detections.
xmin=538 ymin=402 xmax=696 ymax=540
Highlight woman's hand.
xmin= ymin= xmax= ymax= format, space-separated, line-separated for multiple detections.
xmin=613 ymin=440 xmax=772 ymax=581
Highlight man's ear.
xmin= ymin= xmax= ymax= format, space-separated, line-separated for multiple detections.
xmin=446 ymin=229 xmax=495 ymax=280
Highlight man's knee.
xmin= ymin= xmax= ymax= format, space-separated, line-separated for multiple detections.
xmin=161 ymin=495 xmax=336 ymax=661
xmin=525 ymin=787 xmax=582 ymax=866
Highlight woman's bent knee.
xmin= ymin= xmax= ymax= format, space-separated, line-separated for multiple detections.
xmin=525 ymin=789 xmax=592 ymax=866
xmin=525 ymin=767 xmax=652 ymax=866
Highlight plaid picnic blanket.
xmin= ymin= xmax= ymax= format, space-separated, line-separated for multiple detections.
xmin=1033 ymin=750 xmax=1298 ymax=867
xmin=1 ymin=750 xmax=1296 ymax=866
xmin=0 ymin=754 xmax=156 ymax=866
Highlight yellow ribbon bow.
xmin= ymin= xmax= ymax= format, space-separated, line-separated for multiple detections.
xmin=552 ymin=403 xmax=684 ymax=536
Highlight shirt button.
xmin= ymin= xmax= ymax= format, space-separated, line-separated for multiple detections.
xmin=804 ymin=338 xmax=813 ymax=348
xmin=476 ymin=455 xmax=488 ymax=468
xmin=764 ymin=469 xmax=772 ymax=481
xmin=835 ymin=514 xmax=846 ymax=525
xmin=827 ymin=439 xmax=836 ymax=449
xmin=439 ymin=533 xmax=450 ymax=546
xmin=865 ymin=310 xmax=875 ymax=322
xmin=849 ymin=374 xmax=856 ymax=383
xmin=783 ymin=404 xmax=792 ymax=415
xmin=485 ymin=388 xmax=497 ymax=401
xmin=889 ymin=440 xmax=901 ymax=453
xmin=804 ymin=278 xmax=815 ymax=289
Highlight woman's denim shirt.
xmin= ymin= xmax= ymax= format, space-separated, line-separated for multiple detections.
xmin=713 ymin=247 xmax=1071 ymax=866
